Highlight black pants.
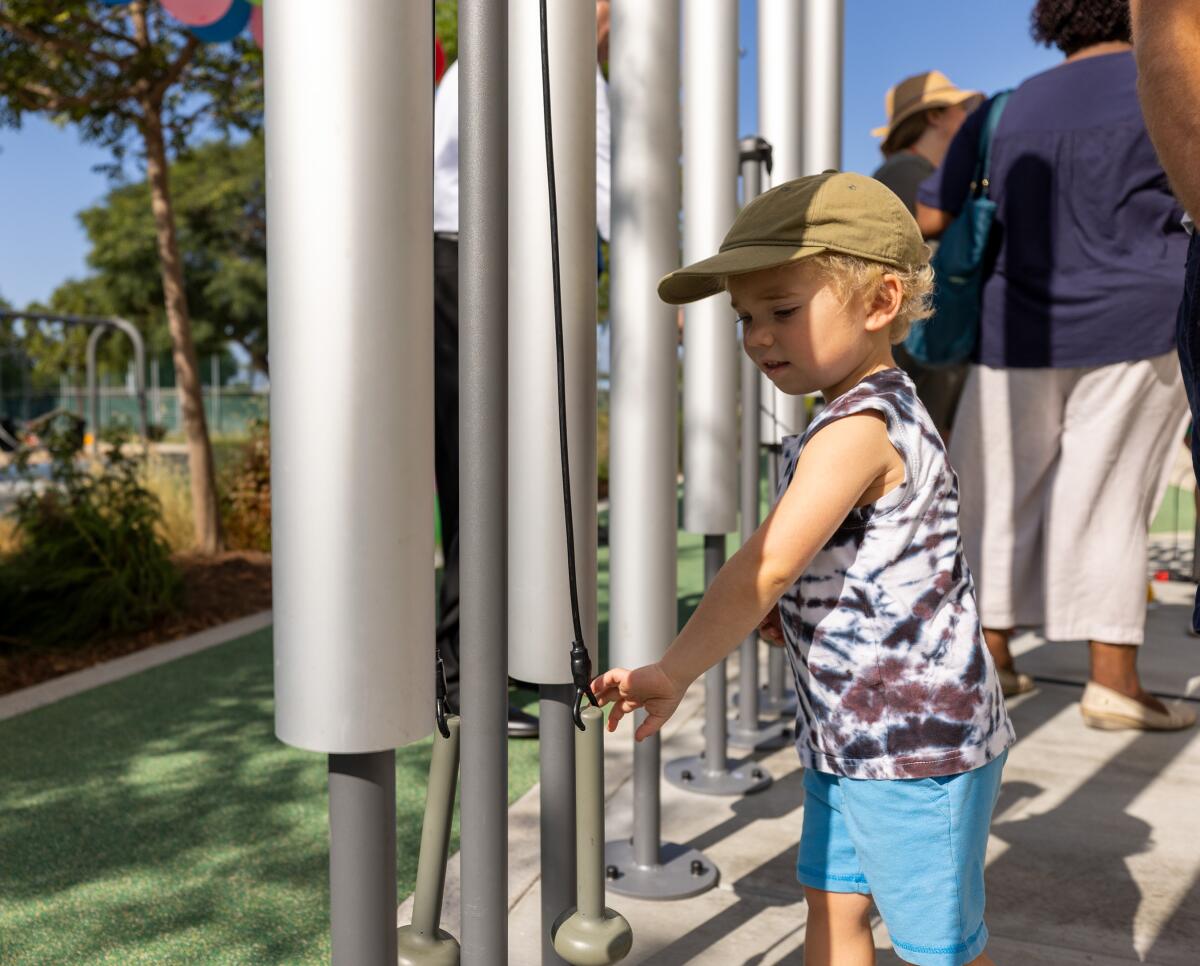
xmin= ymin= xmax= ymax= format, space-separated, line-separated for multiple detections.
xmin=434 ymin=235 xmax=461 ymax=708
xmin=1176 ymin=232 xmax=1200 ymax=631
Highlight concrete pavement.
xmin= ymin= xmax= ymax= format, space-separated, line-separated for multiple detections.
xmin=402 ymin=579 xmax=1200 ymax=964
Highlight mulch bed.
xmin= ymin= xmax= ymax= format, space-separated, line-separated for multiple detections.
xmin=0 ymin=551 xmax=273 ymax=697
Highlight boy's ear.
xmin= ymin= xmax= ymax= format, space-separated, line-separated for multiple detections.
xmin=863 ymin=275 xmax=904 ymax=333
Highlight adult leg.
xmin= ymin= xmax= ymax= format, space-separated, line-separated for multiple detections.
xmin=952 ymin=365 xmax=1064 ymax=682
xmin=433 ymin=236 xmax=462 ymax=710
xmin=1176 ymin=233 xmax=1200 ymax=632
xmin=1047 ymin=354 xmax=1192 ymax=722
xmin=803 ymin=887 xmax=876 ymax=966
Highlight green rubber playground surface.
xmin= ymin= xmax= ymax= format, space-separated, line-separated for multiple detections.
xmin=0 ymin=627 xmax=548 ymax=966
xmin=0 ymin=504 xmax=725 ymax=966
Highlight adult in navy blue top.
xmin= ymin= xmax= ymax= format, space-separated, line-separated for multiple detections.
xmin=916 ymin=0 xmax=1195 ymax=736
xmin=918 ymin=50 xmax=1187 ymax=368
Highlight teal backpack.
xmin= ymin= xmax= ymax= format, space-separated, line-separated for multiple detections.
xmin=904 ymin=91 xmax=1012 ymax=367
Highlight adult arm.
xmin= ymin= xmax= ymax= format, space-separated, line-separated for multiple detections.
xmin=1131 ymin=0 xmax=1200 ymax=219
xmin=915 ymin=96 xmax=991 ymax=239
xmin=916 ymin=203 xmax=953 ymax=239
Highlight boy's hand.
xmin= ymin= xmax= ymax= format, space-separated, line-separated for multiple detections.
xmin=759 ymin=604 xmax=786 ymax=647
xmin=590 ymin=662 xmax=685 ymax=742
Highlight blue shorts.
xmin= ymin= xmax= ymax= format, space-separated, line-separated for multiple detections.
xmin=797 ymin=751 xmax=1007 ymax=966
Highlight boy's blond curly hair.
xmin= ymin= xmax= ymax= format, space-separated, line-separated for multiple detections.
xmin=809 ymin=253 xmax=934 ymax=344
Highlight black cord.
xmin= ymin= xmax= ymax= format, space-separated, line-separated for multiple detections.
xmin=539 ymin=0 xmax=596 ymax=730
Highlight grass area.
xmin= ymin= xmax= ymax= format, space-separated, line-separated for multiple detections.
xmin=0 ymin=630 xmax=542 ymax=965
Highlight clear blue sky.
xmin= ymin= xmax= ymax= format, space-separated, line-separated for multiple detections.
xmin=0 ymin=1 xmax=1064 ymax=310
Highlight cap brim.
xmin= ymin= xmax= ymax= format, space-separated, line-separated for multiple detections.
xmin=657 ymin=243 xmax=827 ymax=305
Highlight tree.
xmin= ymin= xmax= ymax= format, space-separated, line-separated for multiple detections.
xmin=0 ymin=1 xmax=263 ymax=553
xmin=50 ymin=135 xmax=267 ymax=377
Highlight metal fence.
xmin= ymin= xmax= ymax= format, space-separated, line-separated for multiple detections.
xmin=1 ymin=384 xmax=269 ymax=440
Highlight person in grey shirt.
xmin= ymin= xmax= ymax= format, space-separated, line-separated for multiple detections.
xmin=872 ymin=70 xmax=980 ymax=437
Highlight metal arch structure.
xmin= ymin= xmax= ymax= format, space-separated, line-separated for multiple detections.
xmin=0 ymin=310 xmax=149 ymax=450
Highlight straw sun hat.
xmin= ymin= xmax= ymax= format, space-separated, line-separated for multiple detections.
xmin=871 ymin=70 xmax=982 ymax=150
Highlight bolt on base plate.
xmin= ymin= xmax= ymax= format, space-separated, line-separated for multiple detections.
xmin=602 ymin=839 xmax=719 ymax=900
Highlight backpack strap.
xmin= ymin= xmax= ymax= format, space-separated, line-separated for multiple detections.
xmin=971 ymin=90 xmax=1012 ymax=198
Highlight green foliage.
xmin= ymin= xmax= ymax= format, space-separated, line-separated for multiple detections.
xmin=218 ymin=418 xmax=270 ymax=552
xmin=0 ymin=417 xmax=182 ymax=646
xmin=0 ymin=2 xmax=262 ymax=171
xmin=436 ymin=0 xmax=458 ymax=65
xmin=49 ymin=135 xmax=268 ymax=375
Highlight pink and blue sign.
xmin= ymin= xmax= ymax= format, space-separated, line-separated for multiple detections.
xmin=102 ymin=0 xmax=263 ymax=47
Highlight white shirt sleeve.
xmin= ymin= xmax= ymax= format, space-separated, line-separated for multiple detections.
xmin=433 ymin=61 xmax=460 ymax=235
xmin=595 ymin=65 xmax=611 ymax=243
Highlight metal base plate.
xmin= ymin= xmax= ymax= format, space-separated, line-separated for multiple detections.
xmin=663 ymin=753 xmax=772 ymax=795
xmin=602 ymin=839 xmax=719 ymax=900
xmin=726 ymin=714 xmax=788 ymax=751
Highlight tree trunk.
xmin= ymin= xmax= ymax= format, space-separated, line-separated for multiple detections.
xmin=141 ymin=104 xmax=224 ymax=553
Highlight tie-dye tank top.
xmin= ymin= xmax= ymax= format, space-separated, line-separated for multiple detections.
xmin=776 ymin=368 xmax=1014 ymax=780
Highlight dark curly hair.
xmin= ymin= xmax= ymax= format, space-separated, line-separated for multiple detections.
xmin=1030 ymin=0 xmax=1130 ymax=56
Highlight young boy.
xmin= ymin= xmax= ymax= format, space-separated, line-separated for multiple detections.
xmin=591 ymin=172 xmax=1015 ymax=966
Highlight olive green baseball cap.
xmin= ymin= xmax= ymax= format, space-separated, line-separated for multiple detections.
xmin=657 ymin=171 xmax=929 ymax=305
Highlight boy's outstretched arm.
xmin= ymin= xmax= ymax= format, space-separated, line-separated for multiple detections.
xmin=593 ymin=412 xmax=897 ymax=741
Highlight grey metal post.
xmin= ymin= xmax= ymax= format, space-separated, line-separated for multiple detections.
xmin=602 ymin=0 xmax=716 ymax=904
xmin=762 ymin=454 xmax=795 ymax=714
xmin=329 ymin=752 xmax=398 ymax=965
xmin=509 ymin=0 xmax=598 ymax=959
xmin=86 ymin=325 xmax=104 ymax=453
xmin=664 ymin=536 xmax=770 ymax=796
xmin=151 ymin=357 xmax=160 ymax=427
xmin=551 ymin=705 xmax=633 ymax=961
xmin=541 ymin=686 xmax=577 ymax=966
xmin=757 ymin=0 xmax=806 ymax=448
xmin=210 ymin=354 xmax=221 ymax=436
xmin=726 ymin=136 xmax=786 ymax=749
xmin=663 ymin=0 xmax=770 ymax=802
xmin=264 ymin=5 xmax=434 ymax=966
xmin=459 ymin=0 xmax=509 ymax=959
xmin=801 ymin=0 xmax=844 ymax=178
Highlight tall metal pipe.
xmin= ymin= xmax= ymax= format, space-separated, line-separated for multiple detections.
xmin=664 ymin=537 xmax=771 ymax=796
xmin=329 ymin=752 xmax=398 ymax=965
xmin=662 ymin=0 xmax=771 ymax=802
xmin=681 ymin=0 xmax=738 ymax=540
xmin=459 ymin=0 xmax=510 ymax=959
xmin=725 ymin=137 xmax=786 ymax=750
xmin=509 ymin=1 xmax=597 ymax=959
xmin=756 ymin=0 xmax=807 ymax=448
xmin=264 ymin=4 xmax=433 ymax=963
xmin=802 ymin=0 xmax=845 ymax=177
xmin=601 ymin=0 xmax=718 ymax=903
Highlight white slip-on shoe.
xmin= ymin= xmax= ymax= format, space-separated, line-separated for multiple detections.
xmin=1080 ymin=682 xmax=1197 ymax=732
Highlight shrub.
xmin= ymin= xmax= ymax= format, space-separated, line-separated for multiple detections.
xmin=219 ymin=419 xmax=271 ymax=552
xmin=0 ymin=417 xmax=182 ymax=646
